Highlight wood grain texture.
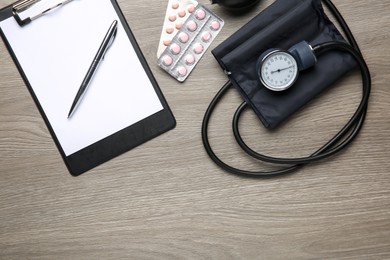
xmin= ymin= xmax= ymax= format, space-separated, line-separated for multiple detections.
xmin=1 ymin=0 xmax=389 ymax=259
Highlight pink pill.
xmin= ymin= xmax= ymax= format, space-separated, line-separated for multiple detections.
xmin=171 ymin=1 xmax=179 ymax=9
xmin=201 ymin=31 xmax=212 ymax=42
xmin=163 ymin=39 xmax=171 ymax=46
xmin=185 ymin=54 xmax=195 ymax=65
xmin=178 ymin=9 xmax=186 ymax=17
xmin=177 ymin=66 xmax=188 ymax=76
xmin=187 ymin=4 xmax=195 ymax=13
xmin=166 ymin=27 xmax=174 ymax=34
xmin=161 ymin=55 xmax=173 ymax=66
xmin=178 ymin=32 xmax=190 ymax=43
xmin=175 ymin=22 xmax=183 ymax=30
xmin=210 ymin=20 xmax=221 ymax=31
xmin=195 ymin=9 xmax=206 ymax=20
xmin=186 ymin=20 xmax=197 ymax=32
xmin=193 ymin=43 xmax=204 ymax=54
xmin=170 ymin=43 xmax=181 ymax=55
xmin=168 ymin=14 xmax=177 ymax=22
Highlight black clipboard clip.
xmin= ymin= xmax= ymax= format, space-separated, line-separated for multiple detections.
xmin=12 ymin=0 xmax=74 ymax=26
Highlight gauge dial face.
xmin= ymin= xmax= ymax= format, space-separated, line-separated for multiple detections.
xmin=259 ymin=50 xmax=298 ymax=91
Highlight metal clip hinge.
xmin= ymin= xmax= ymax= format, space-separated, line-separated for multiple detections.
xmin=12 ymin=0 xmax=74 ymax=26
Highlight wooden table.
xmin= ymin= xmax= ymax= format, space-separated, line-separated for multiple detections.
xmin=1 ymin=0 xmax=389 ymax=258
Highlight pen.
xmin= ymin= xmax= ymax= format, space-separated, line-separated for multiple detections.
xmin=68 ymin=20 xmax=118 ymax=118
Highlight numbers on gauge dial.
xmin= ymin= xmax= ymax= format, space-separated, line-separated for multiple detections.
xmin=260 ymin=51 xmax=298 ymax=91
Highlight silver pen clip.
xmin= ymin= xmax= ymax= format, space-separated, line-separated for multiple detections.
xmin=102 ymin=24 xmax=118 ymax=60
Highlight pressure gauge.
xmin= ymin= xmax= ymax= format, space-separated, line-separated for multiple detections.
xmin=257 ymin=49 xmax=298 ymax=91
xmin=256 ymin=41 xmax=317 ymax=92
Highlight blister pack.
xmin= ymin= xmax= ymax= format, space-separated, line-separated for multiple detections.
xmin=158 ymin=4 xmax=224 ymax=82
xmin=157 ymin=0 xmax=199 ymax=58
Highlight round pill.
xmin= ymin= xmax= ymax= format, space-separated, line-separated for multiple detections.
xmin=178 ymin=9 xmax=186 ymax=17
xmin=163 ymin=39 xmax=172 ymax=46
xmin=187 ymin=4 xmax=195 ymax=13
xmin=177 ymin=66 xmax=188 ymax=76
xmin=168 ymin=14 xmax=177 ymax=22
xmin=161 ymin=55 xmax=173 ymax=66
xmin=170 ymin=43 xmax=181 ymax=55
xmin=172 ymin=1 xmax=179 ymax=9
xmin=178 ymin=32 xmax=190 ymax=43
xmin=166 ymin=27 xmax=174 ymax=34
xmin=175 ymin=22 xmax=183 ymax=30
xmin=185 ymin=54 xmax=195 ymax=65
xmin=193 ymin=43 xmax=204 ymax=54
xmin=186 ymin=20 xmax=197 ymax=32
xmin=210 ymin=20 xmax=221 ymax=31
xmin=195 ymin=9 xmax=206 ymax=20
xmin=201 ymin=31 xmax=212 ymax=42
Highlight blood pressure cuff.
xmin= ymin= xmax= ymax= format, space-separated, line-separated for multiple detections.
xmin=212 ymin=0 xmax=357 ymax=128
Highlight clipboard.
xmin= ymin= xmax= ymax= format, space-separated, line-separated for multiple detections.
xmin=0 ymin=0 xmax=176 ymax=176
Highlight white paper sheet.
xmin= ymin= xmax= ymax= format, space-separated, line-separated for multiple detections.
xmin=0 ymin=0 xmax=163 ymax=156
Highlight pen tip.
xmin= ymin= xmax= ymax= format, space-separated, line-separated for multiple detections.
xmin=68 ymin=104 xmax=76 ymax=119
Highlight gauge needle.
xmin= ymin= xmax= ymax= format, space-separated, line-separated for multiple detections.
xmin=271 ymin=66 xmax=293 ymax=74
